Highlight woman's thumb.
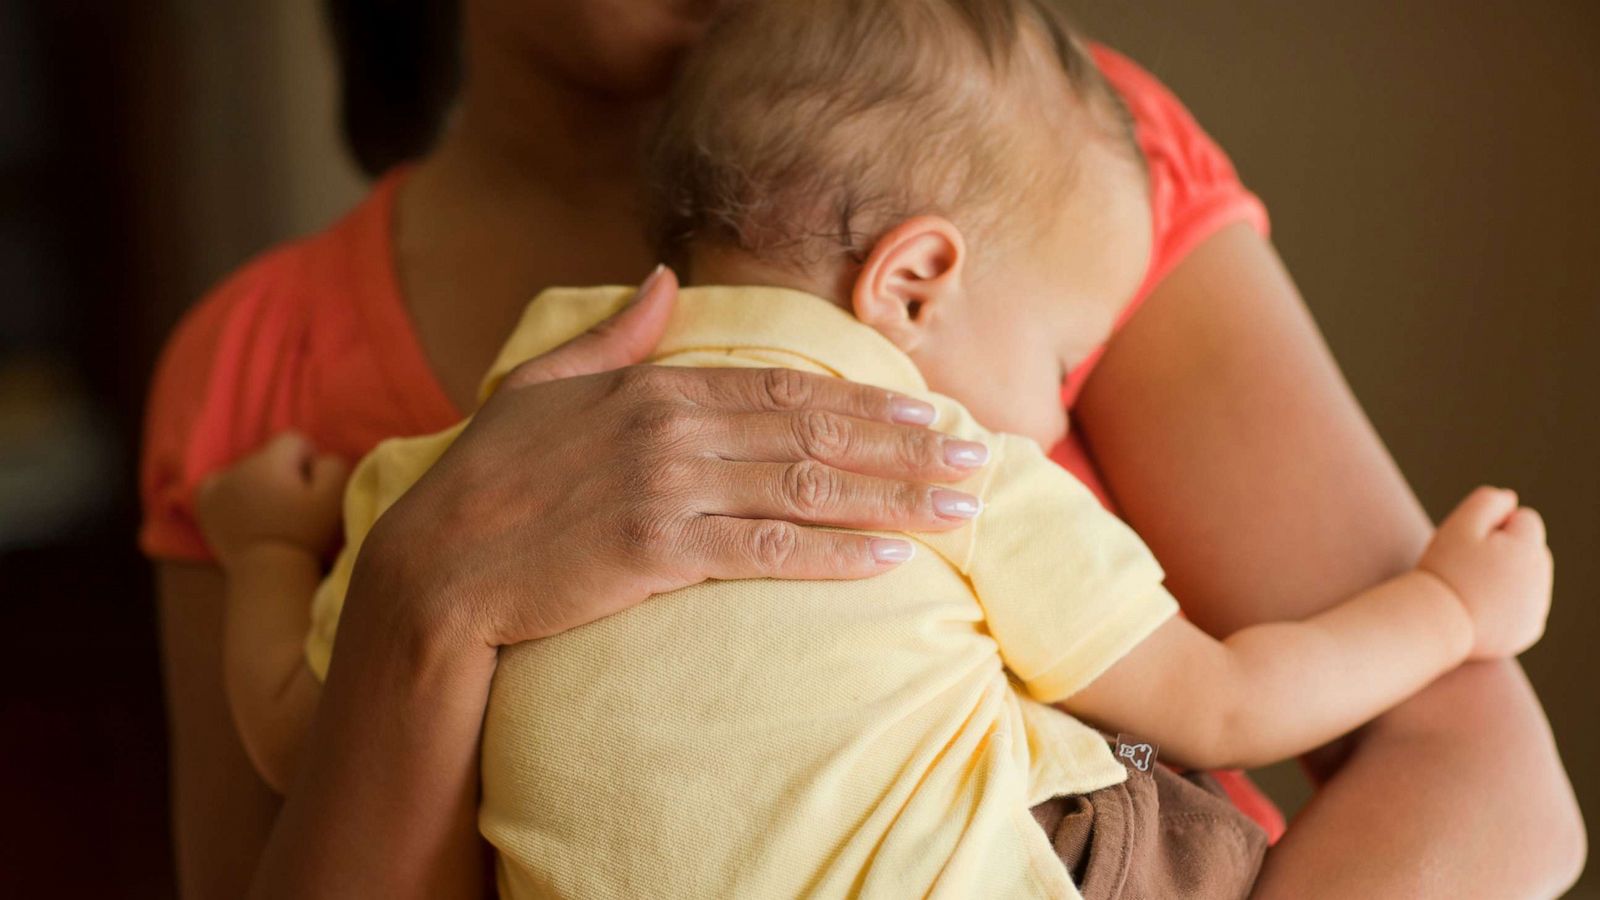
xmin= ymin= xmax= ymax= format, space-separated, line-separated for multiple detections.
xmin=509 ymin=266 xmax=679 ymax=386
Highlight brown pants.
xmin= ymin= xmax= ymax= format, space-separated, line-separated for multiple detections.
xmin=1028 ymin=737 xmax=1268 ymax=900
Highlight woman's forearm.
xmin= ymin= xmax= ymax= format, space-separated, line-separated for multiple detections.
xmin=155 ymin=563 xmax=284 ymax=900
xmin=1077 ymin=223 xmax=1585 ymax=895
xmin=1251 ymin=659 xmax=1585 ymax=898
xmin=250 ymin=544 xmax=497 ymax=900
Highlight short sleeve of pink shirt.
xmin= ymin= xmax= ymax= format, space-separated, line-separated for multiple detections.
xmin=1053 ymin=45 xmax=1272 ymax=506
xmin=1071 ymin=45 xmax=1270 ymax=401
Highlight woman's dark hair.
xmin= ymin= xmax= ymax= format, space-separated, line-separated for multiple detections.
xmin=324 ymin=0 xmax=461 ymax=177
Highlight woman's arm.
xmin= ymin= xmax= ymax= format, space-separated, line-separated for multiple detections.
xmin=155 ymin=555 xmax=492 ymax=900
xmin=154 ymin=563 xmax=283 ymax=900
xmin=1075 ymin=222 xmax=1586 ymax=897
xmin=247 ymin=541 xmax=494 ymax=899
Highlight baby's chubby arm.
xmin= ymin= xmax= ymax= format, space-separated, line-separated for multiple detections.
xmin=195 ymin=431 xmax=350 ymax=794
xmin=1058 ymin=487 xmax=1552 ymax=772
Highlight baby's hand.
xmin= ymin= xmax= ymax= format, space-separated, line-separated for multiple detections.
xmin=1419 ymin=486 xmax=1553 ymax=660
xmin=196 ymin=431 xmax=351 ymax=565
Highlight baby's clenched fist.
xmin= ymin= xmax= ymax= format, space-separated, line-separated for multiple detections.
xmin=196 ymin=431 xmax=351 ymax=566
xmin=1419 ymin=486 xmax=1553 ymax=660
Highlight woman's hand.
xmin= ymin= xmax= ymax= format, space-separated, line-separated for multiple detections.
xmin=253 ymin=266 xmax=990 ymax=899
xmin=354 ymin=265 xmax=989 ymax=652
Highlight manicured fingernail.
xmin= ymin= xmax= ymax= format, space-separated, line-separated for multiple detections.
xmin=870 ymin=538 xmax=916 ymax=564
xmin=943 ymin=440 xmax=989 ymax=469
xmin=890 ymin=396 xmax=936 ymax=425
xmin=932 ymin=489 xmax=982 ymax=519
xmin=636 ymin=263 xmax=666 ymax=299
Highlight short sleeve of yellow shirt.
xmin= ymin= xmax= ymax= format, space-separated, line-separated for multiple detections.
xmin=915 ymin=419 xmax=1178 ymax=706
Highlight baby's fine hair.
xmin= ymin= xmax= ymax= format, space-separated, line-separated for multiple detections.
xmin=645 ymin=0 xmax=1134 ymax=274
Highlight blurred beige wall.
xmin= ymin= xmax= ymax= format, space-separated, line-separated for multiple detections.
xmin=162 ymin=0 xmax=365 ymax=304
xmin=157 ymin=0 xmax=1596 ymax=892
xmin=1073 ymin=3 xmax=1598 ymax=891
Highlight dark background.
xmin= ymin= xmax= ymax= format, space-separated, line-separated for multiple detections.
xmin=0 ymin=1 xmax=1594 ymax=896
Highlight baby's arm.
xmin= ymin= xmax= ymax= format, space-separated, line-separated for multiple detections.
xmin=1060 ymin=486 xmax=1552 ymax=771
xmin=196 ymin=432 xmax=350 ymax=793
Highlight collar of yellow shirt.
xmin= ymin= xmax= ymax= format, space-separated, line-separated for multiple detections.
xmin=477 ymin=285 xmax=932 ymax=407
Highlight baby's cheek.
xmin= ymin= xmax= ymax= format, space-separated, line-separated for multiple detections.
xmin=988 ymin=388 xmax=1069 ymax=450
xmin=1028 ymin=400 xmax=1071 ymax=451
xmin=1017 ymin=344 xmax=1072 ymax=444
xmin=1049 ymin=401 xmax=1072 ymax=441
xmin=995 ymin=359 xmax=1067 ymax=445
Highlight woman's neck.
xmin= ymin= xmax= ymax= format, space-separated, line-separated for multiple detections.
xmin=392 ymin=52 xmax=660 ymax=413
xmin=403 ymin=38 xmax=659 ymax=281
xmin=434 ymin=30 xmax=654 ymax=200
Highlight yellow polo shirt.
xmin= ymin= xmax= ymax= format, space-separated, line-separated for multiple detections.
xmin=305 ymin=286 xmax=1179 ymax=899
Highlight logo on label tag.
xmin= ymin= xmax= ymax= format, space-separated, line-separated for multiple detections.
xmin=1115 ymin=734 xmax=1157 ymax=772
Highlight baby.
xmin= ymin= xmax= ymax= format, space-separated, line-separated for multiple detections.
xmin=196 ymin=1 xmax=1553 ymax=898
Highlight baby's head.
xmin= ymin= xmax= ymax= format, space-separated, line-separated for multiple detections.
xmin=646 ymin=0 xmax=1152 ymax=447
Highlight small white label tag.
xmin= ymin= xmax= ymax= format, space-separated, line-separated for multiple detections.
xmin=1115 ymin=734 xmax=1158 ymax=772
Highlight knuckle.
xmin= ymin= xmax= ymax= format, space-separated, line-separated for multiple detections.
xmin=898 ymin=482 xmax=933 ymax=519
xmin=618 ymin=507 xmax=677 ymax=559
xmin=610 ymin=365 xmax=668 ymax=402
xmin=499 ymin=357 xmax=542 ymax=390
xmin=629 ymin=457 xmax=688 ymax=503
xmin=748 ymin=520 xmax=800 ymax=570
xmin=783 ymin=461 xmax=836 ymax=518
xmin=760 ymin=368 xmax=812 ymax=410
xmin=585 ymin=316 xmax=624 ymax=342
xmin=623 ymin=402 xmax=694 ymax=452
xmin=794 ymin=410 xmax=849 ymax=460
xmin=821 ymin=535 xmax=866 ymax=572
xmin=898 ymin=430 xmax=938 ymax=471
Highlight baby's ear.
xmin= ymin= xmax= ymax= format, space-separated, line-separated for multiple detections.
xmin=852 ymin=216 xmax=967 ymax=353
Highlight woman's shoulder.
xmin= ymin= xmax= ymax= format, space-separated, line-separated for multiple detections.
xmin=1089 ymin=46 xmax=1214 ymax=152
xmin=154 ymin=170 xmax=404 ymax=379
xmin=1088 ymin=45 xmax=1269 ymax=261
xmin=140 ymin=174 xmax=406 ymax=561
xmin=1058 ymin=46 xmax=1270 ymax=410
xmin=1089 ymin=44 xmax=1269 ymax=245
xmin=155 ymin=237 xmax=323 ymax=385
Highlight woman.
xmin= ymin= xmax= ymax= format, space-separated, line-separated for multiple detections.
xmin=142 ymin=1 xmax=1585 ymax=897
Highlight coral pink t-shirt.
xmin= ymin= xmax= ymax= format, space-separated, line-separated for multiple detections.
xmin=139 ymin=46 xmax=1282 ymax=841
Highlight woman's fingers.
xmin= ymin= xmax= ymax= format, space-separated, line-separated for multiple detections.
xmin=699 ymin=459 xmax=982 ymax=531
xmin=501 ymin=266 xmax=679 ymax=387
xmin=709 ymin=409 xmax=988 ymax=481
xmin=685 ymin=516 xmax=916 ymax=581
xmin=664 ymin=365 xmax=938 ymax=426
